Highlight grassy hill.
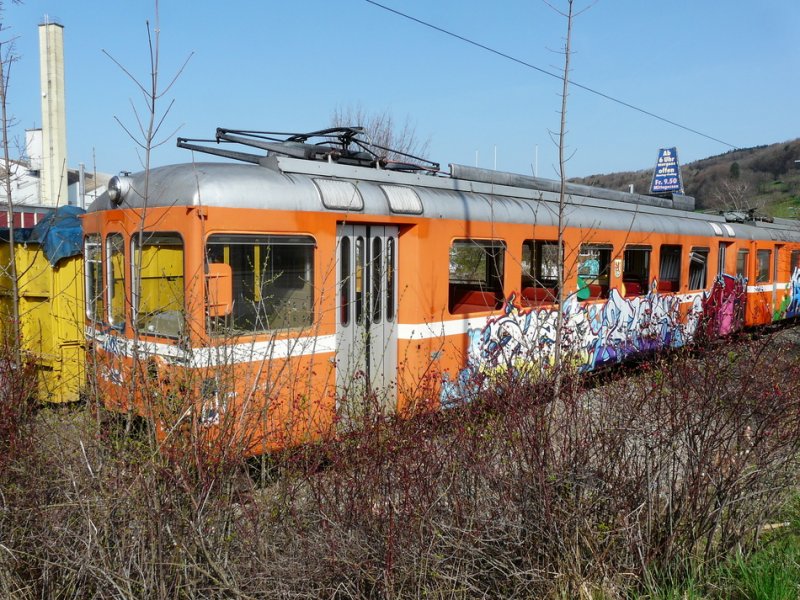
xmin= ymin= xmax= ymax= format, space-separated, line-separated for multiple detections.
xmin=572 ymin=139 xmax=800 ymax=217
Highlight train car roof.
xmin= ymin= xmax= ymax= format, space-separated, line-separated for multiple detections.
xmin=89 ymin=156 xmax=800 ymax=243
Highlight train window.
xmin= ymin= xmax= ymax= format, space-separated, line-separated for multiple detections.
xmin=448 ymin=239 xmax=505 ymax=314
xmin=314 ymin=179 xmax=364 ymax=211
xmin=736 ymin=250 xmax=749 ymax=279
xmin=520 ymin=240 xmax=559 ymax=304
xmin=718 ymin=242 xmax=732 ymax=276
xmin=386 ymin=237 xmax=395 ymax=321
xmin=792 ymin=250 xmax=800 ymax=276
xmin=132 ymin=233 xmax=185 ymax=338
xmin=340 ymin=237 xmax=351 ymax=326
xmin=84 ymin=235 xmax=104 ymax=322
xmin=381 ymin=185 xmax=423 ymax=215
xmin=106 ymin=234 xmax=126 ymax=328
xmin=355 ymin=237 xmax=364 ymax=325
xmin=688 ymin=248 xmax=709 ymax=291
xmin=622 ymin=246 xmax=651 ymax=297
xmin=658 ymin=245 xmax=681 ymax=293
xmin=206 ymin=234 xmax=314 ymax=335
xmin=371 ymin=237 xmax=383 ymax=324
xmin=577 ymin=244 xmax=611 ymax=299
xmin=756 ymin=250 xmax=771 ymax=284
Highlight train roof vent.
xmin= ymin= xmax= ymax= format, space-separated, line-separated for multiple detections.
xmin=381 ymin=185 xmax=423 ymax=214
xmin=313 ymin=178 xmax=364 ymax=211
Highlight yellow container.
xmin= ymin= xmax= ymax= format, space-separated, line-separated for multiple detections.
xmin=0 ymin=239 xmax=85 ymax=403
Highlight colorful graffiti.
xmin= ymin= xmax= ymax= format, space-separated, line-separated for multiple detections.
xmin=441 ymin=275 xmax=747 ymax=405
xmin=699 ymin=274 xmax=747 ymax=339
xmin=783 ymin=267 xmax=800 ymax=319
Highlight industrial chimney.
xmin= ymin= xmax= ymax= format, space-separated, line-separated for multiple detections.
xmin=38 ymin=19 xmax=67 ymax=207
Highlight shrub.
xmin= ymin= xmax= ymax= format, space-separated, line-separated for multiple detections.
xmin=1 ymin=331 xmax=799 ymax=597
xmin=0 ymin=345 xmax=39 ymax=474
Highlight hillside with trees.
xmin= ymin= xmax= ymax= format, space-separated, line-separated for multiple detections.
xmin=572 ymin=138 xmax=800 ymax=217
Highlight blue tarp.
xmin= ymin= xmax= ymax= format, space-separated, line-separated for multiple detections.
xmin=0 ymin=206 xmax=85 ymax=266
xmin=30 ymin=206 xmax=85 ymax=266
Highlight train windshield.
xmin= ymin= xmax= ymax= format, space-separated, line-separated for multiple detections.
xmin=132 ymin=233 xmax=185 ymax=338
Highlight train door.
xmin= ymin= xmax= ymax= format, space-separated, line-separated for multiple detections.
xmin=752 ymin=244 xmax=773 ymax=324
xmin=335 ymin=224 xmax=399 ymax=416
xmin=713 ymin=241 xmax=743 ymax=336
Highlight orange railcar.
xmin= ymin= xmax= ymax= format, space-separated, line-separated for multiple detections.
xmin=82 ymin=128 xmax=800 ymax=454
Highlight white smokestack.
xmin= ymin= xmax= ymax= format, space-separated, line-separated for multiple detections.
xmin=25 ymin=128 xmax=42 ymax=171
xmin=38 ymin=19 xmax=68 ymax=207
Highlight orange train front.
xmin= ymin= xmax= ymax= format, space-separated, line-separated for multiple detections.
xmin=81 ymin=127 xmax=800 ymax=455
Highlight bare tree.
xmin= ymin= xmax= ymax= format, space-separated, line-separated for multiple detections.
xmin=710 ymin=178 xmax=761 ymax=213
xmin=103 ymin=12 xmax=185 ymax=591
xmin=0 ymin=5 xmax=21 ymax=369
xmin=103 ymin=3 xmax=191 ymax=316
xmin=547 ymin=0 xmax=576 ymax=397
xmin=331 ymin=104 xmax=431 ymax=162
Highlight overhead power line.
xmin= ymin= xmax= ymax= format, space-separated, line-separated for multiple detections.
xmin=364 ymin=0 xmax=738 ymax=150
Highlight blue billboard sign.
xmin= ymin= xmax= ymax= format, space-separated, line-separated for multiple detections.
xmin=650 ymin=147 xmax=683 ymax=194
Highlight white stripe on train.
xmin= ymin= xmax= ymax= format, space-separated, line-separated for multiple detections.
xmin=87 ymin=286 xmax=787 ymax=368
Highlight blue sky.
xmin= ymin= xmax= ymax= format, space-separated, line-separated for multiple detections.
xmin=3 ymin=1 xmax=798 ymax=180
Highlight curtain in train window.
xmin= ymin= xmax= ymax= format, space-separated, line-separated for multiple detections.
xmin=622 ymin=246 xmax=651 ymax=297
xmin=688 ymin=248 xmax=709 ymax=291
xmin=206 ymin=234 xmax=314 ymax=335
xmin=658 ymin=245 xmax=681 ymax=292
xmin=106 ymin=234 xmax=126 ymax=328
xmin=756 ymin=250 xmax=772 ymax=284
xmin=84 ymin=235 xmax=104 ymax=322
xmin=132 ymin=233 xmax=185 ymax=338
xmin=448 ymin=239 xmax=505 ymax=314
xmin=521 ymin=240 xmax=559 ymax=303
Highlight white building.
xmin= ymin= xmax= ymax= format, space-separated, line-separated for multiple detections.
xmin=0 ymin=128 xmax=109 ymax=227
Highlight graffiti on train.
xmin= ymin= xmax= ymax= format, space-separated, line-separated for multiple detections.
xmin=780 ymin=267 xmax=800 ymax=320
xmin=440 ymin=274 xmax=746 ymax=405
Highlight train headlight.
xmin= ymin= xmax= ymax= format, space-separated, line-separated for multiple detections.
xmin=107 ymin=175 xmax=132 ymax=206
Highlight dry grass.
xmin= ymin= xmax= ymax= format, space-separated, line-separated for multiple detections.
xmin=1 ymin=329 xmax=800 ymax=598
